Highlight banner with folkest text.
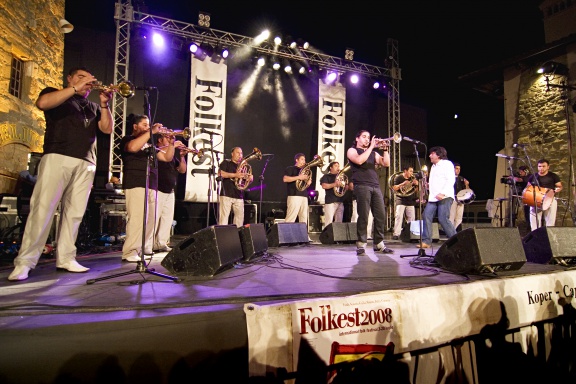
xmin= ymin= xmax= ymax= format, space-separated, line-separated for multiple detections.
xmin=315 ymin=80 xmax=346 ymax=204
xmin=184 ymin=57 xmax=228 ymax=202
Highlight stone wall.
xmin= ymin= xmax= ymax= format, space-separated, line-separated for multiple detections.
xmin=0 ymin=0 xmax=66 ymax=195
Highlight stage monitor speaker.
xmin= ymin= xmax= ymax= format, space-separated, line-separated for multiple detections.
xmin=319 ymin=222 xmax=357 ymax=244
xmin=267 ymin=222 xmax=309 ymax=247
xmin=522 ymin=227 xmax=576 ymax=266
xmin=239 ymin=223 xmax=268 ymax=261
xmin=161 ymin=225 xmax=243 ymax=276
xmin=401 ymin=220 xmax=439 ymax=243
xmin=435 ymin=227 xmax=526 ymax=274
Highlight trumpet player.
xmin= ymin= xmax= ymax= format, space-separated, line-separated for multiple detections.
xmin=392 ymin=166 xmax=419 ymax=240
xmin=320 ymin=161 xmax=347 ymax=229
xmin=347 ymin=130 xmax=394 ymax=255
xmin=283 ymin=153 xmax=310 ymax=225
xmin=153 ymin=136 xmax=187 ymax=252
xmin=218 ymin=147 xmax=251 ymax=227
xmin=9 ymin=66 xmax=113 ymax=281
xmin=120 ymin=114 xmax=175 ymax=262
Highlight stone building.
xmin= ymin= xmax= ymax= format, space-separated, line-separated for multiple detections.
xmin=0 ymin=0 xmax=68 ymax=194
xmin=462 ymin=0 xmax=576 ymax=227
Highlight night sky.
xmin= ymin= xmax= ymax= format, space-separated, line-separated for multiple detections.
xmin=67 ymin=0 xmax=546 ymax=199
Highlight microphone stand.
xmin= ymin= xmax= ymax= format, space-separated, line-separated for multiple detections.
xmin=401 ymin=143 xmax=430 ymax=259
xmin=87 ymin=90 xmax=179 ymax=284
xmin=504 ymin=158 xmax=516 ymax=228
xmin=519 ymin=146 xmax=541 ymax=229
xmin=205 ymin=133 xmax=221 ymax=227
xmin=258 ymin=155 xmax=273 ymax=224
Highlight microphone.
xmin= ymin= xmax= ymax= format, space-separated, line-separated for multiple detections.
xmin=495 ymin=153 xmax=520 ymax=160
xmin=135 ymin=86 xmax=157 ymax=90
xmin=402 ymin=136 xmax=423 ymax=144
xmin=513 ymin=143 xmax=528 ymax=148
xmin=200 ymin=128 xmax=221 ymax=136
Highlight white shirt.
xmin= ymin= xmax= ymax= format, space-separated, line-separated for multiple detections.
xmin=428 ymin=159 xmax=456 ymax=202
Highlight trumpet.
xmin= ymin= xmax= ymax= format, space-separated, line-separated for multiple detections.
xmin=90 ymin=80 xmax=135 ymax=98
xmin=158 ymin=127 xmax=192 ymax=140
xmin=374 ymin=132 xmax=402 ymax=149
xmin=177 ymin=145 xmax=203 ymax=157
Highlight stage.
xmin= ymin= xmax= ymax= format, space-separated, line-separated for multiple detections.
xmin=1 ymin=228 xmax=575 ymax=383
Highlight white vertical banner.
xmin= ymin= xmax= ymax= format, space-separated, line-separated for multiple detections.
xmin=315 ymin=80 xmax=346 ymax=204
xmin=184 ymin=58 xmax=228 ymax=202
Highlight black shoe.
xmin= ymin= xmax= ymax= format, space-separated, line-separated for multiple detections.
xmin=356 ymin=248 xmax=366 ymax=256
xmin=392 ymin=236 xmax=399 ymax=240
xmin=376 ymin=247 xmax=394 ymax=254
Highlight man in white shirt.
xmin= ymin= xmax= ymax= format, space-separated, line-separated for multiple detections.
xmin=417 ymin=146 xmax=457 ymax=249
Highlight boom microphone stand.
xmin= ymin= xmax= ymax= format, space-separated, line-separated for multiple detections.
xmin=87 ymin=90 xmax=179 ymax=284
xmin=518 ymin=146 xmax=541 ymax=229
xmin=401 ymin=142 xmax=430 ymax=259
xmin=258 ymin=154 xmax=273 ymax=223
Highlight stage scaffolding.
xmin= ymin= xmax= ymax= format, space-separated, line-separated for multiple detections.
xmin=110 ymin=0 xmax=401 ymax=228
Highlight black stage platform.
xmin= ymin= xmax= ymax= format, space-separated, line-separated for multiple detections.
xmin=0 ymin=229 xmax=574 ymax=383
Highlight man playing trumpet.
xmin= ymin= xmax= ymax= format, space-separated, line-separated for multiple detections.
xmin=218 ymin=147 xmax=252 ymax=227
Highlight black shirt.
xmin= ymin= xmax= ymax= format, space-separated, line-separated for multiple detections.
xmin=349 ymin=148 xmax=379 ymax=188
xmin=285 ymin=165 xmax=308 ymax=197
xmin=120 ymin=135 xmax=158 ymax=190
xmin=219 ymin=159 xmax=243 ymax=199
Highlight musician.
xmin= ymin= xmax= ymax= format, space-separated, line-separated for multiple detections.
xmin=283 ymin=153 xmax=310 ymax=225
xmin=347 ymin=130 xmax=393 ymax=255
xmin=348 ymin=181 xmax=374 ymax=239
xmin=320 ymin=161 xmax=347 ymax=228
xmin=9 ymin=66 xmax=113 ymax=281
xmin=449 ymin=162 xmax=470 ymax=231
xmin=153 ymin=135 xmax=187 ymax=252
xmin=417 ymin=146 xmax=457 ymax=249
xmin=392 ymin=166 xmax=418 ymax=240
xmin=120 ymin=114 xmax=174 ymax=262
xmin=526 ymin=159 xmax=562 ymax=230
xmin=218 ymin=147 xmax=251 ymax=227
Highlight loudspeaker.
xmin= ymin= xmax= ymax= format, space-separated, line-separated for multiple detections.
xmin=267 ymin=222 xmax=309 ymax=247
xmin=401 ymin=221 xmax=439 ymax=243
xmin=435 ymin=227 xmax=526 ymax=274
xmin=319 ymin=222 xmax=357 ymax=244
xmin=161 ymin=225 xmax=243 ymax=276
xmin=239 ymin=223 xmax=268 ymax=261
xmin=522 ymin=227 xmax=576 ymax=266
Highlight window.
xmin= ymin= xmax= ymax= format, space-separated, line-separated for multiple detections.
xmin=9 ymin=56 xmax=23 ymax=99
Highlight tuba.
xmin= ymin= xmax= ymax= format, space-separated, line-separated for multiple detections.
xmin=234 ymin=148 xmax=262 ymax=190
xmin=334 ymin=162 xmax=351 ymax=197
xmin=388 ymin=171 xmax=417 ymax=197
xmin=296 ymin=155 xmax=324 ymax=191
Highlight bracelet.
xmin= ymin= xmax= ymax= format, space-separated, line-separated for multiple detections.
xmin=71 ymin=86 xmax=77 ymax=93
xmin=100 ymin=105 xmax=109 ymax=108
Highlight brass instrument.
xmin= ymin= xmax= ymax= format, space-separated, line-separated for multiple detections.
xmin=177 ymin=146 xmax=203 ymax=157
xmin=235 ymin=147 xmax=262 ymax=190
xmin=90 ymin=80 xmax=135 ymax=98
xmin=388 ymin=171 xmax=417 ymax=197
xmin=158 ymin=127 xmax=192 ymax=140
xmin=296 ymin=155 xmax=324 ymax=191
xmin=375 ymin=132 xmax=402 ymax=149
xmin=334 ymin=162 xmax=351 ymax=197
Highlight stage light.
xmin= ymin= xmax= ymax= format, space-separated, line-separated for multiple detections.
xmin=190 ymin=42 xmax=207 ymax=61
xmin=283 ymin=59 xmax=292 ymax=74
xmin=302 ymin=41 xmax=310 ymax=49
xmin=290 ymin=41 xmax=297 ymax=49
xmin=349 ymin=73 xmax=359 ymax=84
xmin=537 ymin=61 xmax=568 ymax=76
xmin=198 ymin=11 xmax=210 ymax=28
xmin=189 ymin=42 xmax=199 ymax=53
xmin=211 ymin=45 xmax=230 ymax=64
xmin=151 ymin=32 xmax=165 ymax=47
xmin=344 ymin=48 xmax=354 ymax=61
xmin=308 ymin=190 xmax=319 ymax=202
xmin=274 ymin=36 xmax=282 ymax=45
xmin=221 ymin=47 xmax=229 ymax=59
xmin=325 ymin=71 xmax=338 ymax=84
xmin=373 ymin=80 xmax=381 ymax=89
xmin=257 ymin=57 xmax=266 ymax=67
xmin=272 ymin=57 xmax=281 ymax=70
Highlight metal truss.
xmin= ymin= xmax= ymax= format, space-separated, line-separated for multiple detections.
xmin=111 ymin=1 xmax=401 ymax=185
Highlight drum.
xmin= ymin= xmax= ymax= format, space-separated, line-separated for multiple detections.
xmin=456 ymin=188 xmax=475 ymax=204
xmin=522 ymin=185 xmax=554 ymax=210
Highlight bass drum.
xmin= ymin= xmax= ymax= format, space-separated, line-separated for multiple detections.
xmin=456 ymin=188 xmax=475 ymax=204
xmin=522 ymin=185 xmax=554 ymax=211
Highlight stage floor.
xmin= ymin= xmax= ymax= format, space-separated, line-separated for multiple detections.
xmin=0 ymin=229 xmax=567 ymax=383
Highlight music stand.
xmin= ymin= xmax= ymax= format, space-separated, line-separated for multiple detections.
xmin=401 ymin=142 xmax=431 ymax=259
xmin=87 ymin=90 xmax=179 ymax=284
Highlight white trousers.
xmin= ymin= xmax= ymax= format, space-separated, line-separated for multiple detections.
xmin=323 ymin=202 xmax=344 ymax=229
xmin=218 ymin=195 xmax=245 ymax=227
xmin=14 ymin=154 xmax=95 ymax=269
xmin=393 ymin=204 xmax=415 ymax=236
xmin=154 ymin=190 xmax=175 ymax=249
xmin=530 ymin=198 xmax=558 ymax=230
xmin=449 ymin=200 xmax=465 ymax=230
xmin=285 ymin=196 xmax=308 ymax=224
xmin=123 ymin=188 xmax=157 ymax=258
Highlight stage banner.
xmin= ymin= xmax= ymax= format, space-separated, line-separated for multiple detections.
xmin=245 ymin=269 xmax=576 ymax=381
xmin=315 ymin=80 xmax=346 ymax=204
xmin=184 ymin=57 xmax=228 ymax=202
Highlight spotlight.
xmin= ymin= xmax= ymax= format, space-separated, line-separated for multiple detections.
xmin=190 ymin=42 xmax=207 ymax=61
xmin=344 ymin=48 xmax=354 ymax=61
xmin=198 ymin=11 xmax=211 ymax=28
xmin=257 ymin=57 xmax=266 ymax=67
xmin=308 ymin=190 xmax=319 ymax=203
xmin=302 ymin=41 xmax=310 ymax=49
xmin=349 ymin=73 xmax=359 ymax=84
xmin=272 ymin=58 xmax=281 ymax=70
xmin=326 ymin=71 xmax=338 ymax=83
xmin=537 ymin=61 xmax=568 ymax=76
xmin=372 ymin=80 xmax=381 ymax=89
xmin=189 ymin=42 xmax=199 ymax=53
xmin=211 ymin=45 xmax=229 ymax=64
xmin=151 ymin=32 xmax=165 ymax=47
xmin=283 ymin=59 xmax=292 ymax=74
xmin=274 ymin=36 xmax=282 ymax=45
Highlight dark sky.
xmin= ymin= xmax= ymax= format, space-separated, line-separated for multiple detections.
xmin=67 ymin=0 xmax=546 ymax=199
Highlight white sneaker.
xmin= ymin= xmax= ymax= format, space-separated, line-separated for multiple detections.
xmin=8 ymin=265 xmax=31 ymax=281
xmin=122 ymin=255 xmax=152 ymax=263
xmin=56 ymin=260 xmax=90 ymax=273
